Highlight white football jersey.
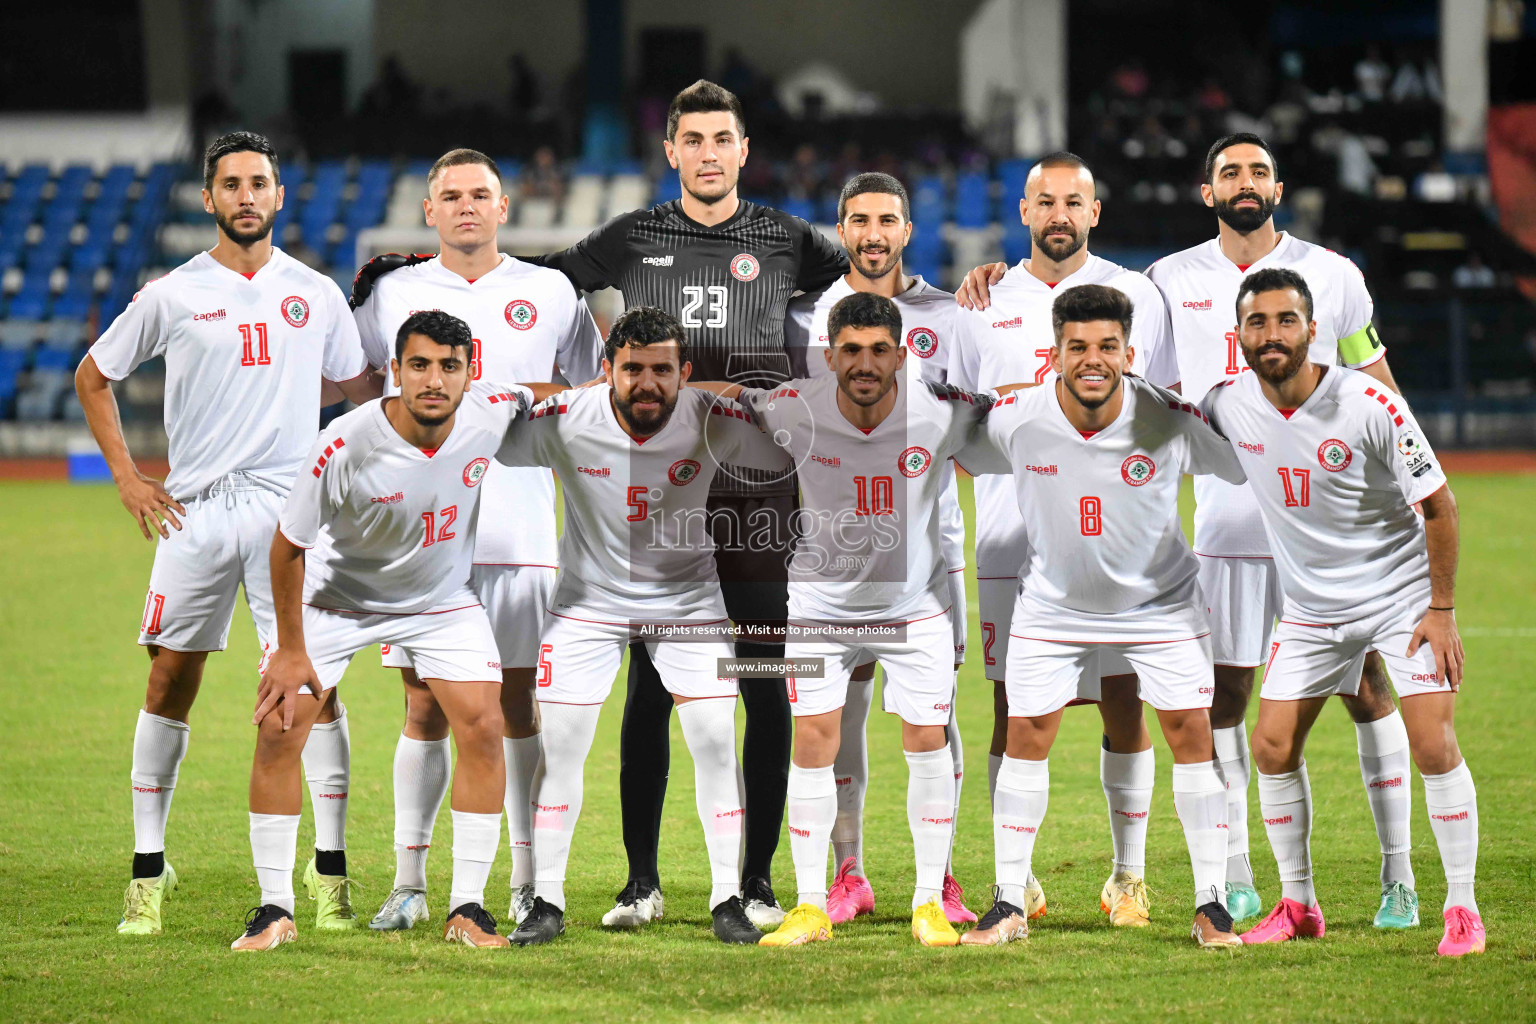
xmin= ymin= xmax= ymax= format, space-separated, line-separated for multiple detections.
xmin=947 ymin=253 xmax=1178 ymax=580
xmin=1147 ymin=232 xmax=1385 ymax=557
xmin=279 ymin=385 xmax=533 ymax=615
xmin=959 ymin=375 xmax=1245 ymax=641
xmin=496 ymin=385 xmax=793 ymax=622
xmin=737 ymin=374 xmax=990 ymax=624
xmin=89 ymin=248 xmax=368 ymax=500
xmin=1202 ymin=366 xmax=1444 ymax=622
xmin=355 ymin=254 xmax=602 ymax=568
xmin=785 ymin=274 xmax=966 ymax=571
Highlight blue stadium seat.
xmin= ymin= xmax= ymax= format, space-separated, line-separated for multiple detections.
xmin=32 ymin=347 xmax=74 ymax=373
xmin=652 ymin=176 xmax=683 ymax=205
xmin=912 ymin=176 xmax=948 ymax=226
xmin=780 ymin=196 xmax=815 ymax=223
xmin=301 ymin=162 xmax=348 ymax=253
xmin=0 ymin=348 xmax=26 ymax=391
xmin=816 ymin=193 xmax=841 ymax=225
xmin=953 ymin=173 xmax=991 ymax=229
xmin=1001 ymin=221 xmax=1031 ymax=264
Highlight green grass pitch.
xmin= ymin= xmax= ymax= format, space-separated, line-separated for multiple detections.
xmin=1 ymin=474 xmax=1532 ymax=1023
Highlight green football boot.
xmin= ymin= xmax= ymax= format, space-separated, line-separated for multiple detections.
xmin=118 ymin=863 xmax=178 ymax=935
xmin=1374 ymin=881 xmax=1420 ymax=929
xmin=303 ymin=857 xmax=359 ymax=930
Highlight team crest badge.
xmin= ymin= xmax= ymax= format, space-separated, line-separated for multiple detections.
xmin=1317 ymin=439 xmax=1352 ymax=472
xmin=505 ymin=299 xmax=537 ymax=330
xmin=899 ymin=446 xmax=932 ymax=478
xmin=280 ymin=295 xmax=309 ymax=328
xmin=730 ymin=253 xmax=760 ymax=282
xmin=1121 ymin=454 xmax=1156 ymax=486
xmin=668 ymin=459 xmax=701 ymax=485
xmin=463 ymin=458 xmax=490 ymax=487
xmin=905 ymin=327 xmax=938 ymax=359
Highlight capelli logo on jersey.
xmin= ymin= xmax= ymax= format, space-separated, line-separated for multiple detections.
xmin=1182 ymin=299 xmax=1213 ymax=310
xmin=1412 ymin=672 xmax=1441 ymax=682
xmin=1369 ymin=777 xmax=1404 ymax=789
xmin=370 ymin=491 xmax=404 ymax=504
xmin=1025 ymin=464 xmax=1058 ymax=476
xmin=811 ymin=453 xmax=841 ymax=468
xmin=992 ymin=316 xmax=1023 ymax=329
xmin=192 ymin=308 xmax=226 ymax=322
xmin=642 ymin=255 xmax=674 ymax=267
xmin=933 ymin=703 xmax=952 ymax=711
xmin=1238 ymin=441 xmax=1266 ymax=454
xmin=577 ymin=465 xmax=611 ymax=477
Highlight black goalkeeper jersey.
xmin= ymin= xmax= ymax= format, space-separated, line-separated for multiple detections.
xmin=533 ymin=198 xmax=847 ymax=496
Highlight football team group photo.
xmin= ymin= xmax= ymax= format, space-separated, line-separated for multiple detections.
xmin=2 ymin=2 xmax=1532 ymax=1021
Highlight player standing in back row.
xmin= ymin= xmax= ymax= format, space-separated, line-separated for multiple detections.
xmin=75 ymin=132 xmax=378 ymax=937
xmin=349 ymin=148 xmax=602 ymax=932
xmin=533 ymin=80 xmax=847 ymax=929
xmin=1146 ymin=134 xmax=1416 ymax=927
xmin=783 ymin=173 xmax=976 ymax=925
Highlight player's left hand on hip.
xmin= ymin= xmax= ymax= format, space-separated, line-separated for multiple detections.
xmin=1407 ymin=608 xmax=1464 ymax=691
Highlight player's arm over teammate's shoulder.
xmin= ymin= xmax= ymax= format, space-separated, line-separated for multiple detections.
xmin=495 ymin=389 xmax=570 ymax=469
xmin=1158 ymin=380 xmax=1245 ymax=484
xmin=318 ymin=278 xmax=379 ymax=401
xmin=702 ymin=390 xmax=793 ymax=474
xmin=790 ymin=216 xmax=849 ymax=293
xmin=952 ymin=389 xmax=1020 ymax=477
xmin=527 ymin=209 xmax=648 ymax=293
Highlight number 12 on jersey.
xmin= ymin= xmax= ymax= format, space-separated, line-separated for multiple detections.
xmin=421 ymin=505 xmax=458 ymax=546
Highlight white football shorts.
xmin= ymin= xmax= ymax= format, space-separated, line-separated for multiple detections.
xmin=1261 ymin=592 xmax=1452 ymax=701
xmin=535 ymin=605 xmax=739 ymax=705
xmin=382 ymin=563 xmax=557 ymax=671
xmin=284 ymin=597 xmax=502 ymax=691
xmin=1198 ymin=554 xmax=1284 ymax=668
xmin=1005 ymin=633 xmax=1215 ymax=718
xmin=137 ymin=478 xmax=281 ymax=656
xmin=787 ymin=608 xmax=956 ymax=726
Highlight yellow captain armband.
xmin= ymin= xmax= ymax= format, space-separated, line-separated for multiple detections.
xmin=1339 ymin=323 xmax=1385 ymax=365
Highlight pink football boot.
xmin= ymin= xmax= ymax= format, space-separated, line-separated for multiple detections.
xmin=1437 ymin=906 xmax=1486 ymax=957
xmin=826 ymin=857 xmax=874 ymax=925
xmin=942 ymin=874 xmax=978 ymax=925
xmin=1241 ymin=897 xmax=1326 ymax=944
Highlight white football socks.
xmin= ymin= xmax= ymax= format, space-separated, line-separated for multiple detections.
xmin=1172 ymin=760 xmax=1229 ymax=908
xmin=1423 ymin=760 xmax=1479 ymax=914
xmin=1258 ymin=762 xmax=1315 ymax=907
xmin=831 ymin=672 xmax=873 ymax=875
xmin=250 ymin=812 xmax=300 ymax=914
xmin=448 ymin=809 xmax=502 ymax=911
xmin=676 ymin=699 xmax=747 ymax=909
xmin=944 ymin=676 xmax=965 ymax=873
xmin=130 ymin=710 xmax=189 ymax=862
xmin=391 ymin=734 xmax=451 ymax=891
xmin=906 ymin=748 xmax=956 ymax=908
xmin=530 ymin=701 xmax=601 ymax=912
xmin=786 ymin=764 xmax=837 ymax=910
xmin=1212 ymin=724 xmax=1255 ymax=888
xmin=987 ymin=752 xmax=1003 ymax=807
xmin=302 ymin=704 xmax=350 ymax=854
xmin=504 ymin=734 xmax=541 ymax=889
xmin=1355 ymin=711 xmax=1414 ymax=890
xmin=992 ymin=756 xmax=1048 ymax=909
xmin=1100 ymin=746 xmax=1154 ymax=877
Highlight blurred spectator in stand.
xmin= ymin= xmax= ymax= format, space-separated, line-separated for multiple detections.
xmin=785 ymin=143 xmax=824 ymax=199
xmin=1453 ymin=252 xmax=1497 ymax=289
xmin=1111 ymin=58 xmax=1150 ymax=100
xmin=360 ymin=54 xmax=422 ymax=116
xmin=1355 ymin=44 xmax=1391 ymax=103
xmin=1196 ymin=77 xmax=1231 ymax=113
xmin=521 ymin=146 xmax=566 ymax=204
xmin=509 ymin=54 xmax=541 ymax=116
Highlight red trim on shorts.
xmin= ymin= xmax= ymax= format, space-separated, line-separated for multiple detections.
xmin=1278 ymin=618 xmax=1339 ymax=628
xmin=471 ymin=562 xmax=560 ymax=569
xmin=947 ymin=567 xmax=966 ymax=574
xmin=1007 ymin=631 xmax=1211 ymax=645
xmin=1193 ymin=552 xmax=1273 ymax=560
xmin=535 ymin=699 xmax=607 ymax=706
xmin=304 ymin=602 xmax=484 ymax=617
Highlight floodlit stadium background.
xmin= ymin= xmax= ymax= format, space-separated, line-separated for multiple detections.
xmin=2 ymin=0 xmax=1535 ymax=463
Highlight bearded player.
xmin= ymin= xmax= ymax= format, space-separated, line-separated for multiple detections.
xmin=76 ymin=131 xmax=378 ymax=937
xmin=1144 ymin=135 xmax=1416 ymax=927
xmin=350 ymin=148 xmax=601 ymax=931
xmin=232 ymin=311 xmax=539 ymax=951
xmin=532 ymin=80 xmax=846 ymax=929
xmin=1202 ymin=268 xmax=1481 ymax=957
xmin=494 ymin=306 xmax=792 ymax=946
xmin=783 ymin=173 xmax=976 ymax=925
xmin=948 ymin=154 xmax=1180 ymax=929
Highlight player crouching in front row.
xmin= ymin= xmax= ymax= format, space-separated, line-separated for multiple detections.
xmin=958 ymin=284 xmax=1246 ymax=949
xmin=698 ymin=293 xmax=993 ymax=947
xmin=1204 ymin=269 xmax=1482 ymax=956
xmin=233 ymin=311 xmax=541 ymax=950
